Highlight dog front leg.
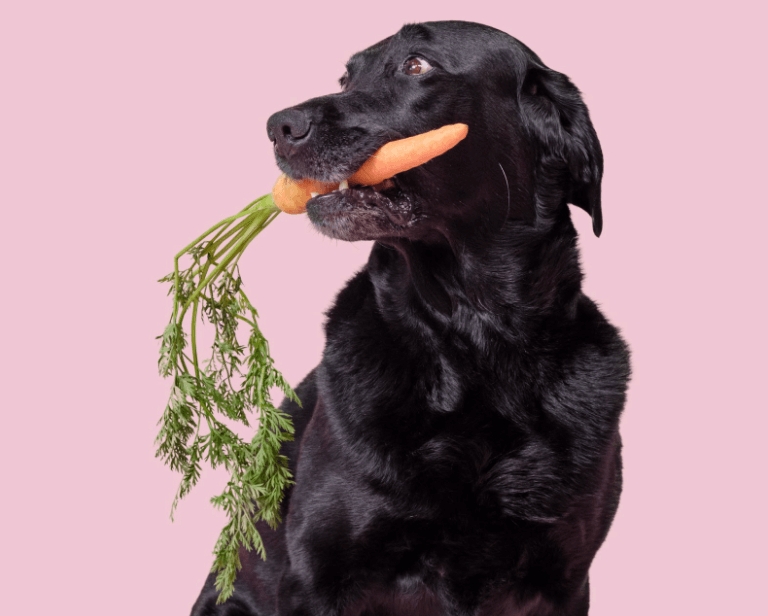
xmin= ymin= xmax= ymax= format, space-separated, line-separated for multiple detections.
xmin=273 ymin=396 xmax=369 ymax=616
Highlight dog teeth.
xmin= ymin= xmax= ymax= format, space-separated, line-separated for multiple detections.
xmin=310 ymin=192 xmax=319 ymax=198
xmin=338 ymin=179 xmax=349 ymax=190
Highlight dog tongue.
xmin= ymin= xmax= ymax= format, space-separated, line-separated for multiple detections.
xmin=272 ymin=123 xmax=468 ymax=214
xmin=373 ymin=178 xmax=396 ymax=191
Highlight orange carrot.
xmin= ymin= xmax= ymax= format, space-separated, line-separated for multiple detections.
xmin=272 ymin=123 xmax=468 ymax=214
xmin=349 ymin=123 xmax=468 ymax=187
xmin=271 ymin=176 xmax=336 ymax=215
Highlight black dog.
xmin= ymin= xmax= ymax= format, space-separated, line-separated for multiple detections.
xmin=192 ymin=20 xmax=630 ymax=616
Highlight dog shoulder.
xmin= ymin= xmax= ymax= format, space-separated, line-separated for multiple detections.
xmin=538 ymin=293 xmax=631 ymax=461
xmin=564 ymin=294 xmax=632 ymax=411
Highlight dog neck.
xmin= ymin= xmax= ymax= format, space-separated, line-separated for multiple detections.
xmin=367 ymin=208 xmax=584 ymax=342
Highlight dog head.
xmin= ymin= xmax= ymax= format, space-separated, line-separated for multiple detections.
xmin=267 ymin=21 xmax=603 ymax=244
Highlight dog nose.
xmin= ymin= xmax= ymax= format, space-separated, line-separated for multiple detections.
xmin=267 ymin=109 xmax=313 ymax=159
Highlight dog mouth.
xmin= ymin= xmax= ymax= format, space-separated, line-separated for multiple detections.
xmin=305 ymin=174 xmax=416 ymax=241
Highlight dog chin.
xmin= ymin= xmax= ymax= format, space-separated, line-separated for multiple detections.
xmin=305 ymin=182 xmax=415 ymax=242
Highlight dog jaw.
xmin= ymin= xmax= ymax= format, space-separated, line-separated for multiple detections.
xmin=306 ymin=177 xmax=416 ymax=241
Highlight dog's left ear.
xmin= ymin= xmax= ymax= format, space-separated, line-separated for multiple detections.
xmin=519 ymin=66 xmax=604 ymax=236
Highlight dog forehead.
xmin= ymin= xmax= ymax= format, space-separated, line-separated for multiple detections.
xmin=345 ymin=35 xmax=392 ymax=75
xmin=345 ymin=21 xmax=530 ymax=76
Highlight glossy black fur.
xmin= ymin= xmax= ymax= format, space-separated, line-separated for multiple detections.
xmin=192 ymin=21 xmax=630 ymax=616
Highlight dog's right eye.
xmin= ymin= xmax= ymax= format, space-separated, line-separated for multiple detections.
xmin=402 ymin=57 xmax=433 ymax=76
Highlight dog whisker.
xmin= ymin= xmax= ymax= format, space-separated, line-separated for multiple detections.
xmin=498 ymin=162 xmax=511 ymax=230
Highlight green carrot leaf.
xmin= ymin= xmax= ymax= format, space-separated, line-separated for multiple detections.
xmin=155 ymin=194 xmax=296 ymax=603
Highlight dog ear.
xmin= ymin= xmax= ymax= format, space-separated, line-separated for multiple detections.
xmin=519 ymin=66 xmax=604 ymax=236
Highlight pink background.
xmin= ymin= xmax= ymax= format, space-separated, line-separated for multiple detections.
xmin=2 ymin=1 xmax=765 ymax=614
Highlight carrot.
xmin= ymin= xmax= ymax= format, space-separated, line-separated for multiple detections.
xmin=349 ymin=123 xmax=468 ymax=186
xmin=272 ymin=123 xmax=468 ymax=214
xmin=272 ymin=176 xmax=336 ymax=215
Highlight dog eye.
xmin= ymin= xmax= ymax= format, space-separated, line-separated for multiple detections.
xmin=402 ymin=57 xmax=433 ymax=76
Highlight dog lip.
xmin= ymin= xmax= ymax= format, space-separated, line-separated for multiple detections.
xmin=306 ymin=183 xmax=389 ymax=207
xmin=305 ymin=175 xmax=402 ymax=206
xmin=306 ymin=181 xmax=413 ymax=229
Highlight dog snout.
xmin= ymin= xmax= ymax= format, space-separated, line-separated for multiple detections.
xmin=266 ymin=108 xmax=313 ymax=159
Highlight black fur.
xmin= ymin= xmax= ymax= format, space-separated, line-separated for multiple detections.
xmin=192 ymin=20 xmax=630 ymax=616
